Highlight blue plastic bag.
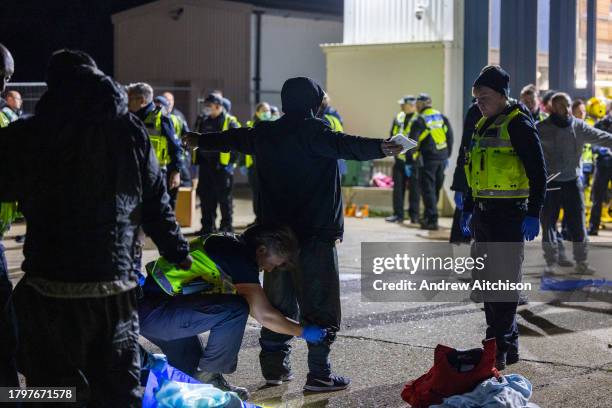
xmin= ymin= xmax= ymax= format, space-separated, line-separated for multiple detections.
xmin=155 ymin=382 xmax=242 ymax=407
xmin=143 ymin=363 xmax=201 ymax=408
xmin=540 ymin=276 xmax=612 ymax=291
xmin=143 ymin=361 xmax=261 ymax=408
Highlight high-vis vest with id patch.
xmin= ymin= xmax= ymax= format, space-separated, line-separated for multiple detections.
xmin=143 ymin=109 xmax=170 ymax=166
xmin=465 ymin=107 xmax=530 ymax=199
xmin=413 ymin=108 xmax=448 ymax=160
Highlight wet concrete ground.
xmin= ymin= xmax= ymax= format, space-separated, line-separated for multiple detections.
xmin=5 ymin=194 xmax=612 ymax=407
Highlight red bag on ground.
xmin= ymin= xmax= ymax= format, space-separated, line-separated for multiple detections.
xmin=401 ymin=338 xmax=500 ymax=407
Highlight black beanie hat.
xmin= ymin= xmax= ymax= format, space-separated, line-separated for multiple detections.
xmin=473 ymin=66 xmax=510 ymax=97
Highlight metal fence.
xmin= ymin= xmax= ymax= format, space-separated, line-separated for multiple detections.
xmin=5 ymin=82 xmax=195 ymax=123
xmin=6 ymin=82 xmax=47 ymax=116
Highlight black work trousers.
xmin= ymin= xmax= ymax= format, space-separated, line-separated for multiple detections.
xmin=392 ymin=159 xmax=420 ymax=220
xmin=13 ymin=281 xmax=142 ymax=407
xmin=541 ymin=178 xmax=587 ymax=264
xmin=259 ymin=238 xmax=341 ymax=379
xmin=589 ymin=164 xmax=612 ymax=233
xmin=198 ymin=167 xmax=233 ymax=233
xmin=420 ymin=159 xmax=445 ymax=224
xmin=472 ymin=200 xmax=525 ymax=355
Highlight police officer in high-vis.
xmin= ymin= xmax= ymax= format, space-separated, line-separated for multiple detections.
xmin=386 ymin=95 xmax=420 ymax=223
xmin=194 ymin=93 xmax=241 ymax=234
xmin=127 ymin=83 xmax=184 ymax=208
xmin=461 ymin=66 xmax=547 ymax=370
xmin=409 ymin=93 xmax=453 ymax=230
xmin=0 ymin=90 xmax=22 ymax=124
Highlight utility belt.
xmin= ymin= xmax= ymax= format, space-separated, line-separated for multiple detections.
xmin=475 ymin=198 xmax=527 ymax=213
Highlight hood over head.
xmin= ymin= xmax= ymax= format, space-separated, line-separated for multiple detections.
xmin=36 ymin=49 xmax=127 ymax=124
xmin=281 ymin=77 xmax=325 ymax=119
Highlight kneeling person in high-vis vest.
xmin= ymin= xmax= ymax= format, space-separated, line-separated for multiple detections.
xmin=138 ymin=224 xmax=326 ymax=400
xmin=460 ymin=66 xmax=547 ymax=371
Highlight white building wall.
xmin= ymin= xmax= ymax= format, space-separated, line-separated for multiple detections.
xmin=250 ymin=11 xmax=343 ymax=111
xmin=112 ymin=0 xmax=252 ymax=123
xmin=343 ymin=0 xmax=454 ymax=45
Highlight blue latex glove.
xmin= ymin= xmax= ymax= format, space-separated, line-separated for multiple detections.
xmin=299 ymin=326 xmax=326 ymax=344
xmin=460 ymin=212 xmax=472 ymax=238
xmin=454 ymin=191 xmax=464 ymax=210
xmin=149 ymin=354 xmax=169 ymax=382
xmin=405 ymin=164 xmax=412 ymax=177
xmin=599 ymin=147 xmax=610 ymax=156
xmin=137 ymin=271 xmax=146 ymax=287
xmin=444 ymin=159 xmax=449 ymax=169
xmin=239 ymin=165 xmax=248 ymax=176
xmin=224 ymin=164 xmax=234 ymax=174
xmin=522 ymin=215 xmax=540 ymax=241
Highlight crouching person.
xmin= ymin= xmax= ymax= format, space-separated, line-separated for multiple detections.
xmin=138 ymin=224 xmax=326 ymax=400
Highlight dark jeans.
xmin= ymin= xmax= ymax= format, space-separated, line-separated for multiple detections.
xmin=472 ymin=201 xmax=525 ymax=355
xmin=139 ymin=293 xmax=249 ymax=376
xmin=589 ymin=164 xmax=612 ymax=233
xmin=420 ymin=159 xmax=445 ymax=224
xmin=198 ymin=167 xmax=233 ymax=232
xmin=392 ymin=160 xmax=420 ymax=220
xmin=13 ymin=281 xmax=142 ymax=407
xmin=247 ymin=166 xmax=260 ymax=222
xmin=259 ymin=239 xmax=341 ymax=379
xmin=541 ymin=179 xmax=587 ymax=264
xmin=0 ymin=243 xmax=19 ymax=386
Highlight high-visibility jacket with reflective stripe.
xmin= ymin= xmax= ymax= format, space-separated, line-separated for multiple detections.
xmin=392 ymin=111 xmax=406 ymax=136
xmin=170 ymin=114 xmax=183 ymax=137
xmin=219 ymin=114 xmax=241 ymax=166
xmin=324 ymin=114 xmax=344 ymax=133
xmin=392 ymin=111 xmax=417 ymax=161
xmin=465 ymin=107 xmax=530 ymax=199
xmin=413 ymin=108 xmax=448 ymax=160
xmin=143 ymin=109 xmax=170 ymax=166
xmin=148 ymin=235 xmax=237 ymax=296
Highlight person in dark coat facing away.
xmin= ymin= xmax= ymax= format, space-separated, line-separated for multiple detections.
xmin=186 ymin=76 xmax=404 ymax=392
xmin=0 ymin=49 xmax=191 ymax=405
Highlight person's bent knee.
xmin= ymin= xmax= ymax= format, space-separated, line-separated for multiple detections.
xmin=223 ymin=295 xmax=249 ymax=319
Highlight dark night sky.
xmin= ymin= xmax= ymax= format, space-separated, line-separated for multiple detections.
xmin=0 ymin=0 xmax=342 ymax=82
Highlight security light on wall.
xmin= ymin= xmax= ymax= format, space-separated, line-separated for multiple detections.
xmin=415 ymin=1 xmax=429 ymax=20
xmin=169 ymin=7 xmax=184 ymax=20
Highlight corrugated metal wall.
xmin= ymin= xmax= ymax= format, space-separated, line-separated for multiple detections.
xmin=113 ymin=0 xmax=252 ymax=125
xmin=343 ymin=0 xmax=454 ymax=44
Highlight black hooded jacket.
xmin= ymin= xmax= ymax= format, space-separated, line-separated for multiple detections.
xmin=195 ymin=77 xmax=386 ymax=241
xmin=0 ymin=64 xmax=189 ymax=286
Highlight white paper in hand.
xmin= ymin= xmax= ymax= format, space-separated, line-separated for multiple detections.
xmin=390 ymin=134 xmax=418 ymax=154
